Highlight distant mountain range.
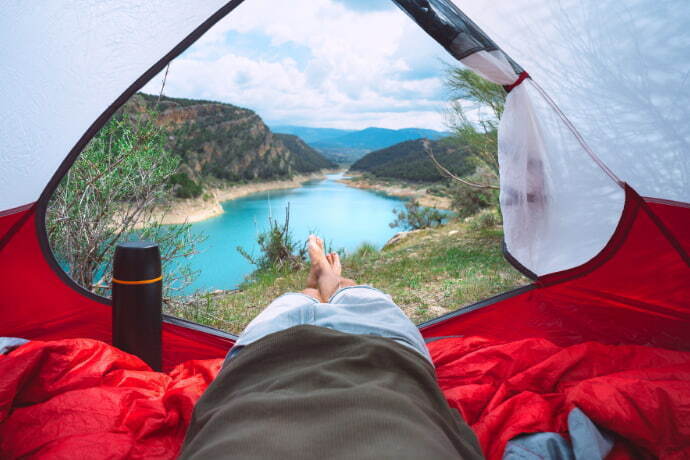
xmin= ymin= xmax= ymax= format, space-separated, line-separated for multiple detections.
xmin=271 ymin=125 xmax=449 ymax=164
xmin=349 ymin=138 xmax=474 ymax=183
xmin=269 ymin=125 xmax=356 ymax=144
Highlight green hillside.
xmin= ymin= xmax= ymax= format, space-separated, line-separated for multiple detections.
xmin=349 ymin=138 xmax=473 ymax=182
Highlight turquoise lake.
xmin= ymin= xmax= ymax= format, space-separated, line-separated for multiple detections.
xmin=179 ymin=173 xmax=408 ymax=294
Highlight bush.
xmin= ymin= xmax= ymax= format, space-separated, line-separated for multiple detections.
xmin=237 ymin=203 xmax=306 ymax=272
xmin=169 ymin=172 xmax=203 ymax=198
xmin=449 ymin=183 xmax=496 ymax=218
xmin=468 ymin=210 xmax=500 ymax=231
xmin=390 ymin=200 xmax=446 ymax=230
xmin=46 ymin=112 xmax=205 ymax=297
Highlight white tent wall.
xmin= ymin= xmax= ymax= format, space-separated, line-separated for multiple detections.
xmin=0 ymin=0 xmax=235 ymax=212
xmin=453 ymin=0 xmax=690 ymax=204
xmin=398 ymin=0 xmax=689 ymax=275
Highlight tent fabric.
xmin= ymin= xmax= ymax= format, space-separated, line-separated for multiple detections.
xmin=398 ymin=0 xmax=689 ymax=276
xmin=3 ymin=335 xmax=689 ymax=459
xmin=0 ymin=0 xmax=240 ymax=212
xmin=496 ymin=79 xmax=624 ymax=276
xmin=453 ymin=0 xmax=690 ymax=204
xmin=393 ymin=0 xmax=501 ymax=61
xmin=393 ymin=0 xmax=625 ymax=276
xmin=421 ymin=188 xmax=690 ymax=352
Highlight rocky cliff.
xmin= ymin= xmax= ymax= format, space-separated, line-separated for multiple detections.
xmin=123 ymin=93 xmax=335 ymax=188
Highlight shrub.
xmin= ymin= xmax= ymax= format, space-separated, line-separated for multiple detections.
xmin=449 ymin=183 xmax=496 ymax=218
xmin=46 ymin=112 xmax=205 ymax=297
xmin=390 ymin=200 xmax=446 ymax=230
xmin=237 ymin=203 xmax=306 ymax=272
xmin=468 ymin=210 xmax=500 ymax=231
xmin=169 ymin=172 xmax=203 ymax=198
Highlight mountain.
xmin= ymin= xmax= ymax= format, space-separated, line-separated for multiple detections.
xmin=122 ymin=94 xmax=335 ymax=197
xmin=349 ymin=138 xmax=473 ymax=183
xmin=313 ymin=127 xmax=448 ymax=151
xmin=274 ymin=126 xmax=450 ymax=164
xmin=270 ymin=125 xmax=355 ymax=144
xmin=273 ymin=134 xmax=337 ymax=171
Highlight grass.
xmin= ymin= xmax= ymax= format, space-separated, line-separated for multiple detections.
xmin=165 ymin=219 xmax=528 ymax=335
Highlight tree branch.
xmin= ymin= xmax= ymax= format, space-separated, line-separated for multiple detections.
xmin=422 ymin=139 xmax=499 ymax=190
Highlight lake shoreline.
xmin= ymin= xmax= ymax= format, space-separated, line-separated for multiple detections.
xmin=337 ymin=174 xmax=452 ymax=210
xmin=147 ymin=170 xmax=340 ymax=226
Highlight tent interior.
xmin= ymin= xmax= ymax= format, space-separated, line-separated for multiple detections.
xmin=1 ymin=0 xmax=688 ymax=458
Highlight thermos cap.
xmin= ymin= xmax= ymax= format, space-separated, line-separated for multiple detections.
xmin=113 ymin=241 xmax=162 ymax=282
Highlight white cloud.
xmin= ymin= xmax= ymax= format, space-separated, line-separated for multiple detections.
xmin=142 ymin=0 xmax=453 ymax=130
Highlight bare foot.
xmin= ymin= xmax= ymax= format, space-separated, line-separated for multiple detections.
xmin=305 ymin=235 xmax=341 ymax=301
xmin=306 ymin=236 xmax=326 ymax=289
xmin=305 ymin=238 xmax=356 ymax=301
xmin=326 ymin=252 xmax=342 ymax=277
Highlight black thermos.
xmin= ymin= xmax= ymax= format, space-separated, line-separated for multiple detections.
xmin=112 ymin=241 xmax=162 ymax=371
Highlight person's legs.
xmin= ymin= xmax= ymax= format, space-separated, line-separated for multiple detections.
xmin=306 ymin=235 xmax=341 ymax=302
xmin=309 ymin=239 xmax=429 ymax=361
xmin=227 ymin=235 xmax=344 ymax=360
xmin=229 ymin=234 xmax=430 ymax=362
xmin=308 ymin=241 xmax=357 ymax=301
xmin=325 ymin=251 xmax=357 ymax=290
xmin=300 ymin=287 xmax=320 ymax=300
xmin=319 ymin=284 xmax=431 ymax=361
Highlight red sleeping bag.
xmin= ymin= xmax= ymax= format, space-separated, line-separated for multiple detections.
xmin=0 ymin=339 xmax=221 ymax=459
xmin=427 ymin=336 xmax=690 ymax=459
xmin=1 ymin=337 xmax=689 ymax=459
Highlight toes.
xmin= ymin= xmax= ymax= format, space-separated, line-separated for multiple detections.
xmin=307 ymin=235 xmax=320 ymax=253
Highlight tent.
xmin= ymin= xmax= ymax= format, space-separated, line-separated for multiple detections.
xmin=1 ymin=0 xmax=688 ymax=457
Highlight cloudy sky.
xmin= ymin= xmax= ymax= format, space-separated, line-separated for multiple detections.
xmin=142 ymin=0 xmax=455 ymax=130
